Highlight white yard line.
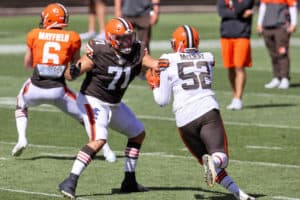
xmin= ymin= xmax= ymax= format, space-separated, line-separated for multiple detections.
xmin=0 ymin=96 xmax=299 ymax=130
xmin=246 ymin=145 xmax=284 ymax=150
xmin=0 ymin=187 xmax=299 ymax=200
xmin=2 ymin=38 xmax=300 ymax=54
xmin=0 ymin=143 xmax=299 ymax=199
xmin=273 ymin=196 xmax=300 ymax=200
xmin=0 ymin=187 xmax=62 ymax=199
xmin=1 ymin=141 xmax=300 ymax=169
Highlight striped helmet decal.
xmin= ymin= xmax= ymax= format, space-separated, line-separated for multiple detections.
xmin=183 ymin=25 xmax=194 ymax=48
xmin=117 ymin=17 xmax=132 ymax=33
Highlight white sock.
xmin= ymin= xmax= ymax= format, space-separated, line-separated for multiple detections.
xmin=124 ymin=146 xmax=140 ymax=172
xmin=15 ymin=109 xmax=28 ymax=142
xmin=216 ymin=168 xmax=240 ymax=194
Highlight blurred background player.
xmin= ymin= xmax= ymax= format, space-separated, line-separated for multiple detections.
xmin=114 ymin=0 xmax=160 ymax=78
xmin=257 ymin=0 xmax=298 ymax=89
xmin=146 ymin=25 xmax=255 ymax=200
xmin=80 ymin=0 xmax=108 ymax=40
xmin=217 ymin=0 xmax=255 ymax=110
xmin=58 ymin=17 xmax=158 ymax=199
xmin=12 ymin=3 xmax=116 ymax=163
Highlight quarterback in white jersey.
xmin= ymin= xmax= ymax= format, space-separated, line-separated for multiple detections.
xmin=146 ymin=25 xmax=255 ymax=200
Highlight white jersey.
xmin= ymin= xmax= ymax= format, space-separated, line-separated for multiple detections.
xmin=153 ymin=50 xmax=219 ymax=127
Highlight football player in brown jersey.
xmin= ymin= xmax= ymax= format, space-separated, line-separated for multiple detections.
xmin=59 ymin=17 xmax=158 ymax=199
xmin=12 ymin=3 xmax=116 ymax=163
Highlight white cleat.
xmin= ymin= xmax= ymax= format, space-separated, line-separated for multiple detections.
xmin=278 ymin=78 xmax=289 ymax=89
xmin=202 ymin=154 xmax=216 ymax=187
xmin=103 ymin=150 xmax=117 ymax=163
xmin=264 ymin=78 xmax=280 ymax=89
xmin=12 ymin=140 xmax=28 ymax=157
xmin=226 ymin=98 xmax=243 ymax=110
xmin=234 ymin=189 xmax=255 ymax=200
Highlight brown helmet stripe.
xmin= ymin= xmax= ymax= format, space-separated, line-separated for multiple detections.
xmin=117 ymin=17 xmax=131 ymax=32
xmin=183 ymin=25 xmax=194 ymax=48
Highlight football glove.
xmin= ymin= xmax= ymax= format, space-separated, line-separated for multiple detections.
xmin=146 ymin=68 xmax=160 ymax=90
xmin=70 ymin=62 xmax=81 ymax=80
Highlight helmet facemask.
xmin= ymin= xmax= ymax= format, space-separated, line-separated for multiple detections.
xmin=113 ymin=32 xmax=136 ymax=54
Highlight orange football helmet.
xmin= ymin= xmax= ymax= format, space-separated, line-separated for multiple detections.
xmin=171 ymin=25 xmax=199 ymax=53
xmin=105 ymin=17 xmax=135 ymax=54
xmin=40 ymin=3 xmax=69 ymax=29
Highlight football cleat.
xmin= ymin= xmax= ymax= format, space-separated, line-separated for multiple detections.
xmin=120 ymin=180 xmax=149 ymax=193
xmin=233 ymin=189 xmax=255 ymax=200
xmin=12 ymin=139 xmax=28 ymax=157
xmin=59 ymin=175 xmax=78 ymax=199
xmin=264 ymin=78 xmax=280 ymax=89
xmin=278 ymin=78 xmax=289 ymax=89
xmin=103 ymin=150 xmax=117 ymax=163
xmin=226 ymin=98 xmax=243 ymax=110
xmin=202 ymin=154 xmax=216 ymax=187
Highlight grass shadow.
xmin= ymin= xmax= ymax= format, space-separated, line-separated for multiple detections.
xmin=244 ymin=103 xmax=297 ymax=109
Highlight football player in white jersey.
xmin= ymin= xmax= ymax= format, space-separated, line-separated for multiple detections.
xmin=146 ymin=25 xmax=255 ymax=200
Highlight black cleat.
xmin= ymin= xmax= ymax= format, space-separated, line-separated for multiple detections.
xmin=59 ymin=175 xmax=78 ymax=199
xmin=120 ymin=180 xmax=149 ymax=193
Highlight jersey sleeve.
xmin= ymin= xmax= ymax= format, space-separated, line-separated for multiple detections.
xmin=203 ymin=52 xmax=215 ymax=67
xmin=26 ymin=29 xmax=37 ymax=49
xmin=70 ymin=31 xmax=81 ymax=53
xmin=153 ymin=54 xmax=172 ymax=107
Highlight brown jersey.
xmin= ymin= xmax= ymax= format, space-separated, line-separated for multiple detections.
xmin=80 ymin=39 xmax=145 ymax=104
xmin=27 ymin=28 xmax=81 ymax=88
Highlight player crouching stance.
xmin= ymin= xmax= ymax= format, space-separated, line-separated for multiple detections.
xmin=58 ymin=17 xmax=158 ymax=199
xmin=146 ymin=25 xmax=255 ymax=200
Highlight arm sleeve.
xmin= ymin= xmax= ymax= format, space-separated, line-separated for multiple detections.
xmin=289 ymin=5 xmax=298 ymax=26
xmin=217 ymin=0 xmax=237 ymax=19
xmin=257 ymin=2 xmax=266 ymax=25
xmin=153 ymin=69 xmax=172 ymax=107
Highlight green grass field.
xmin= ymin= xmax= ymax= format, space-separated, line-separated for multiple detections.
xmin=0 ymin=13 xmax=299 ymax=200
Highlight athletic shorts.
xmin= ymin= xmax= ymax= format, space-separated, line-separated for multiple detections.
xmin=220 ymin=38 xmax=252 ymax=68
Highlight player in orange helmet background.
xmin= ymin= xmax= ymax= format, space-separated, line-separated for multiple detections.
xmin=146 ymin=25 xmax=255 ymax=200
xmin=12 ymin=3 xmax=116 ymax=163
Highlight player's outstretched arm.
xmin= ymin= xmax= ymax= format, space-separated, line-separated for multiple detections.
xmin=65 ymin=54 xmax=94 ymax=81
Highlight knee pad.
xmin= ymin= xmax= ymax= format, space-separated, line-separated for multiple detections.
xmin=212 ymin=152 xmax=228 ymax=169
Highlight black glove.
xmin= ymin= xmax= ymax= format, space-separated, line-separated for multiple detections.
xmin=70 ymin=62 xmax=81 ymax=80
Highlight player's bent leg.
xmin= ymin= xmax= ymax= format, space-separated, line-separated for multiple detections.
xmin=59 ymin=140 xmax=103 ymax=198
